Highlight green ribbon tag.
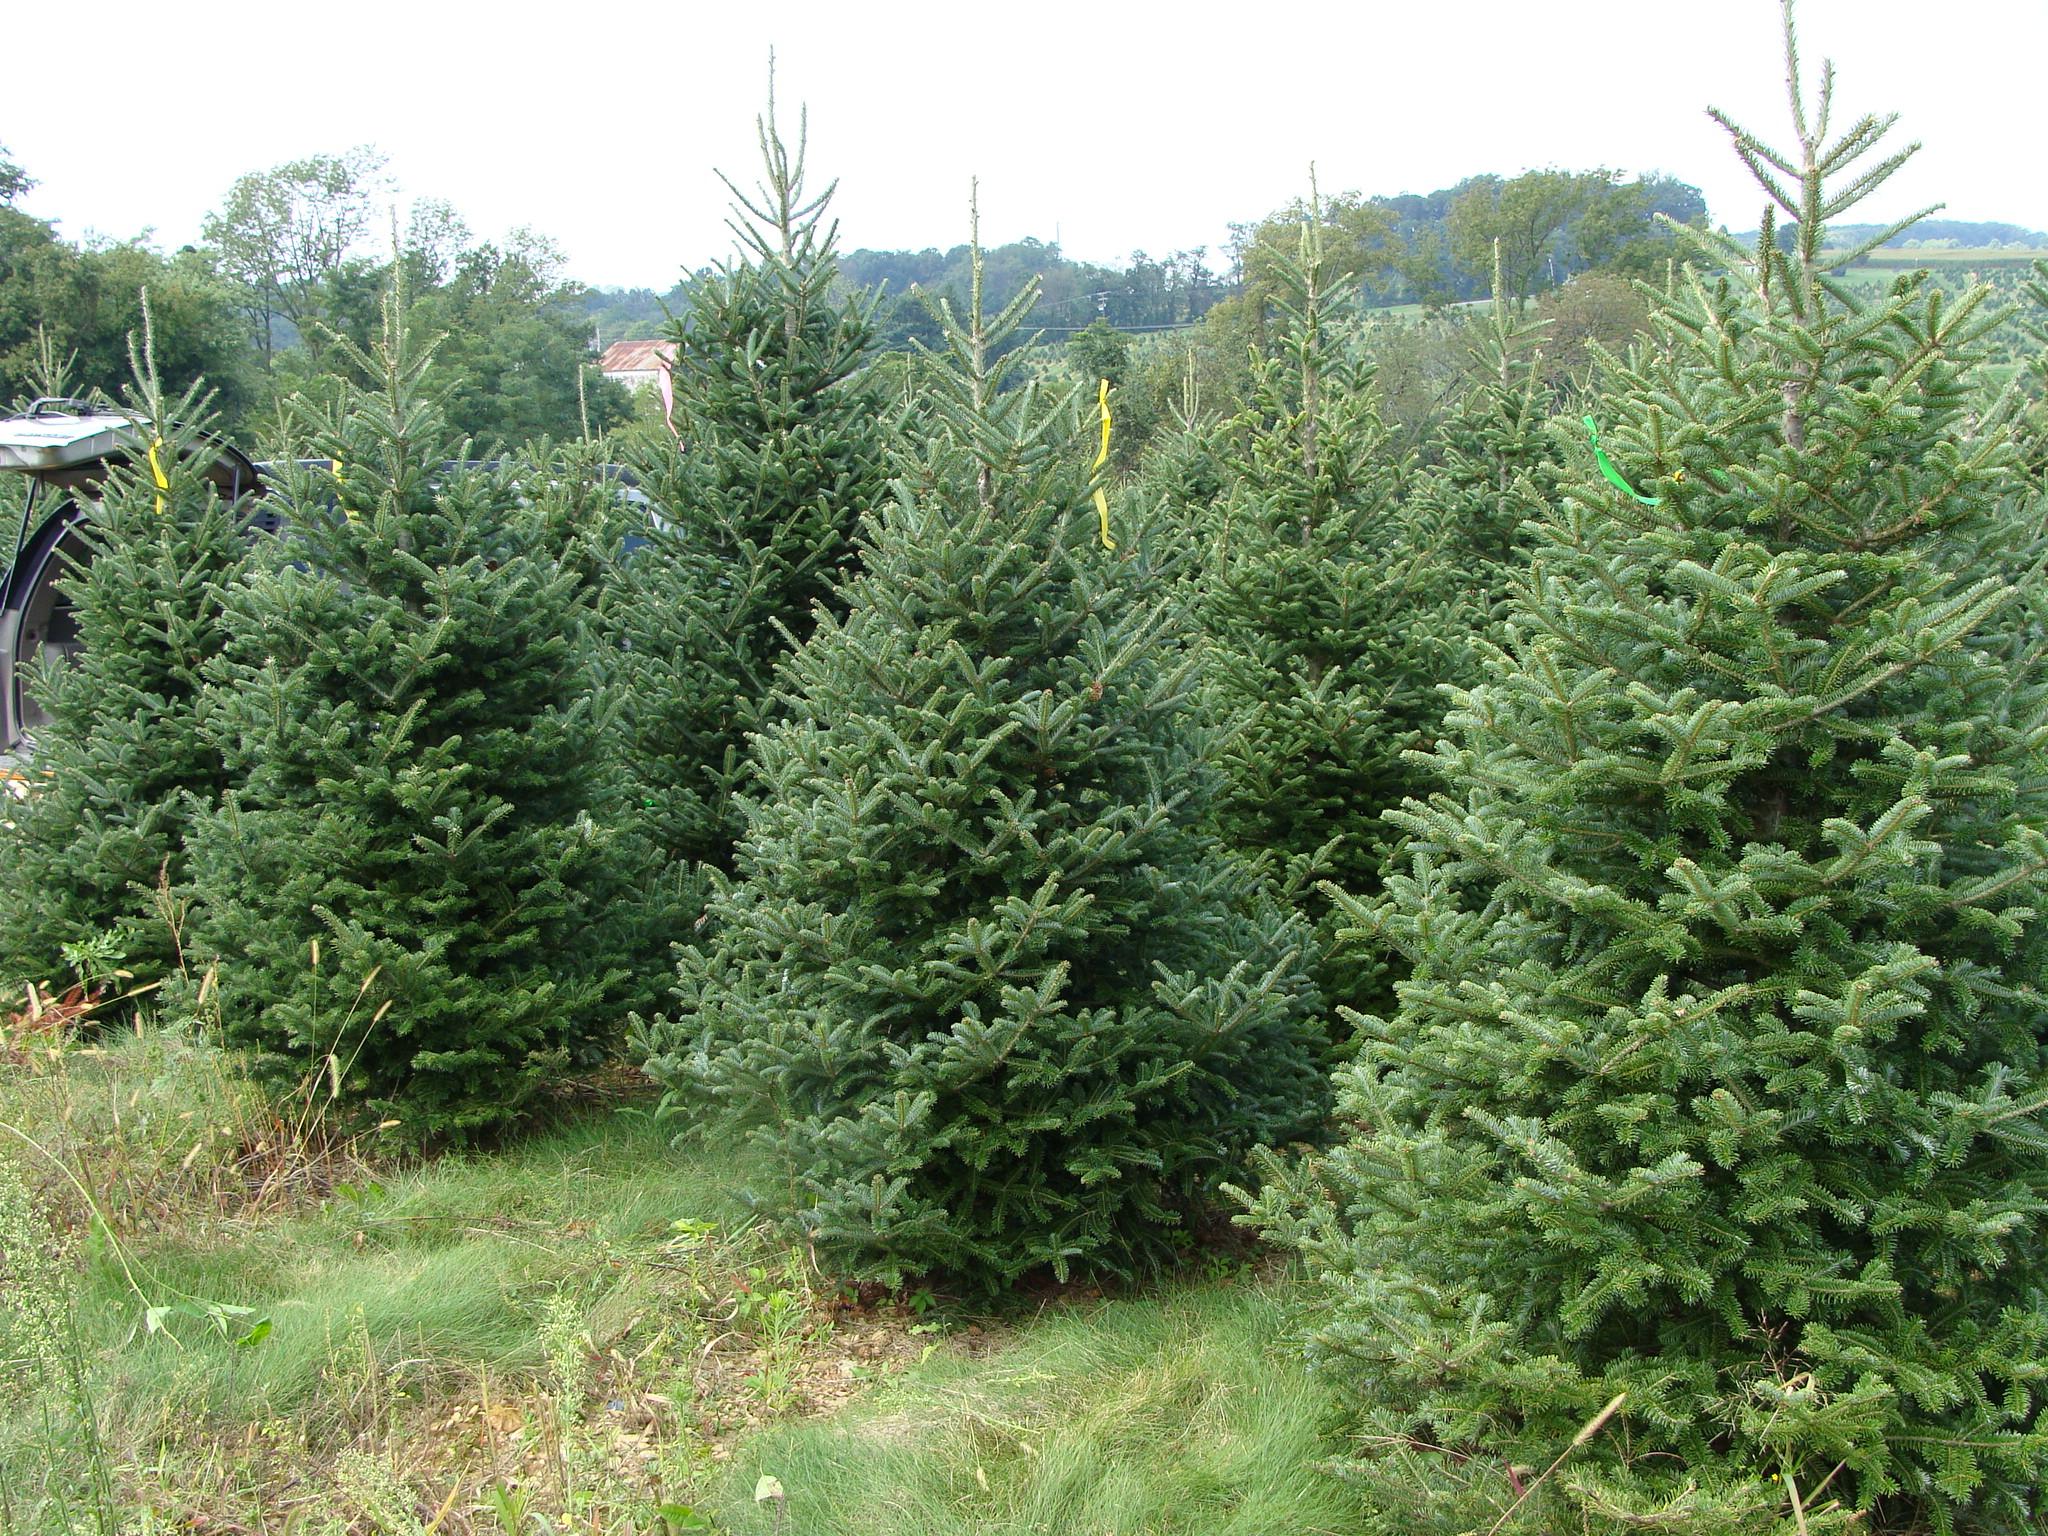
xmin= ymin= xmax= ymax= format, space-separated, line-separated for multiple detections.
xmin=1584 ymin=416 xmax=1662 ymax=506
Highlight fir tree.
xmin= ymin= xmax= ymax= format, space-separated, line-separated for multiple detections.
xmin=511 ymin=435 xmax=682 ymax=1018
xmin=1134 ymin=363 xmax=1230 ymax=539
xmin=602 ymin=105 xmax=887 ymax=881
xmin=522 ymin=436 xmax=636 ymax=616
xmin=0 ymin=355 xmax=252 ymax=986
xmin=2015 ymin=262 xmax=2048 ymax=490
xmin=1193 ymin=198 xmax=1475 ymax=1008
xmin=1245 ymin=16 xmax=2048 ymax=1531
xmin=185 ymin=295 xmax=622 ymax=1141
xmin=637 ymin=229 xmax=1328 ymax=1294
xmin=1411 ymin=247 xmax=1569 ymax=575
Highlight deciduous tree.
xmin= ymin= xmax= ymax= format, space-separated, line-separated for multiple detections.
xmin=201 ymin=147 xmax=387 ymax=367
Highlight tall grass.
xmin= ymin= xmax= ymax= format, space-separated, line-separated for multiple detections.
xmin=1 ymin=1011 xmax=1363 ymax=1532
xmin=76 ymin=1113 xmax=737 ymax=1434
xmin=0 ymin=1015 xmax=745 ymax=1528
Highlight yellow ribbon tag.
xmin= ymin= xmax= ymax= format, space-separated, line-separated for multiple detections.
xmin=1092 ymin=379 xmax=1115 ymax=551
xmin=146 ymin=438 xmax=170 ymax=516
xmin=334 ymin=455 xmax=356 ymax=520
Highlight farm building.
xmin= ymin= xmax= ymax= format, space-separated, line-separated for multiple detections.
xmin=596 ymin=339 xmax=676 ymax=390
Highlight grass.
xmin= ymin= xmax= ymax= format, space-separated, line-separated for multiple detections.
xmin=710 ymin=1282 xmax=1368 ymax=1536
xmin=1 ymin=1022 xmax=746 ymax=1529
xmin=0 ymin=1014 xmax=1363 ymax=1535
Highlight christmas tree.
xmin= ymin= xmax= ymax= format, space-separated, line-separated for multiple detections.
xmin=1133 ymin=359 xmax=1231 ymax=543
xmin=602 ymin=103 xmax=887 ymax=881
xmin=0 ymin=351 xmax=253 ymax=987
xmin=1193 ymin=198 xmax=1475 ymax=1009
xmin=638 ymin=227 xmax=1328 ymax=1294
xmin=2016 ymin=262 xmax=2047 ymax=489
xmin=1410 ymin=246 xmax=1569 ymax=576
xmin=522 ymin=435 xmax=637 ymax=618
xmin=1138 ymin=413 xmax=1228 ymax=539
xmin=1244 ymin=14 xmax=2048 ymax=1531
xmin=185 ymin=294 xmax=624 ymax=1140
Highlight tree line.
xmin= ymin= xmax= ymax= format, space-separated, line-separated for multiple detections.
xmin=10 ymin=129 xmax=2035 ymax=461
xmin=3 ymin=137 xmax=1715 ymax=447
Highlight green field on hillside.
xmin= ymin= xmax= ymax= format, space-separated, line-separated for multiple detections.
xmin=1845 ymin=246 xmax=2048 ymax=266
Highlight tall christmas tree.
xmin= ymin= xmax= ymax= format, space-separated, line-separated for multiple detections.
xmin=1193 ymin=199 xmax=1475 ymax=1008
xmin=185 ymin=294 xmax=623 ymax=1140
xmin=1134 ymin=359 xmax=1231 ymax=547
xmin=0 ymin=353 xmax=252 ymax=986
xmin=602 ymin=103 xmax=887 ymax=883
xmin=1245 ymin=15 xmax=2048 ymax=1531
xmin=638 ymin=227 xmax=1328 ymax=1294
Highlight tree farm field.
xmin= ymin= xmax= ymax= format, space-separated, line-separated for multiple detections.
xmin=7 ymin=0 xmax=2048 ymax=1531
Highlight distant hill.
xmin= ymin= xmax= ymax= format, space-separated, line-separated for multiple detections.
xmin=582 ymin=284 xmax=688 ymax=346
xmin=836 ymin=239 xmax=1228 ymax=348
xmin=582 ymin=241 xmax=1231 ymax=354
xmin=1734 ymin=218 xmax=2047 ymax=250
xmin=1832 ymin=218 xmax=2047 ymax=248
xmin=583 ymin=215 xmax=2042 ymax=360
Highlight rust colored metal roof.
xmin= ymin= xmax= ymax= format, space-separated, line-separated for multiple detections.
xmin=597 ymin=340 xmax=676 ymax=374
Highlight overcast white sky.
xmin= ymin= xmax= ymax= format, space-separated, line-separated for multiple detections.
xmin=6 ymin=0 xmax=2043 ymax=290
